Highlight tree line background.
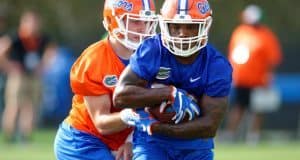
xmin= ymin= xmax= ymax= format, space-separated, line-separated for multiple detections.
xmin=0 ymin=0 xmax=299 ymax=73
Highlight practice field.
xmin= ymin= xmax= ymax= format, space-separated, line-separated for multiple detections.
xmin=0 ymin=130 xmax=299 ymax=160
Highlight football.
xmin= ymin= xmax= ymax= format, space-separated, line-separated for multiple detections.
xmin=147 ymin=103 xmax=190 ymax=124
xmin=148 ymin=83 xmax=200 ymax=124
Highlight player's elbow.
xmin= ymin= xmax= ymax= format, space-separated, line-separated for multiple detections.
xmin=95 ymin=120 xmax=116 ymax=135
xmin=97 ymin=128 xmax=110 ymax=135
xmin=204 ymin=118 xmax=222 ymax=138
xmin=97 ymin=128 xmax=115 ymax=135
xmin=203 ymin=126 xmax=218 ymax=138
xmin=195 ymin=120 xmax=219 ymax=138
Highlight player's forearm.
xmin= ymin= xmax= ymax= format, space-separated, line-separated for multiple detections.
xmin=151 ymin=118 xmax=218 ymax=139
xmin=151 ymin=96 xmax=228 ymax=139
xmin=113 ymin=85 xmax=172 ymax=109
xmin=94 ymin=112 xmax=130 ymax=135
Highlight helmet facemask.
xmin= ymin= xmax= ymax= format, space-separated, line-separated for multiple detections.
xmin=112 ymin=11 xmax=158 ymax=50
xmin=159 ymin=16 xmax=212 ymax=57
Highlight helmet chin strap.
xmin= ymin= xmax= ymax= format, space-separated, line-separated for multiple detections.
xmin=163 ymin=36 xmax=206 ymax=57
xmin=122 ymin=39 xmax=140 ymax=50
xmin=172 ymin=44 xmax=200 ymax=57
xmin=117 ymin=36 xmax=139 ymax=51
xmin=112 ymin=28 xmax=140 ymax=50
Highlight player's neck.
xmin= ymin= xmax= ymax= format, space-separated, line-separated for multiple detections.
xmin=108 ymin=36 xmax=133 ymax=60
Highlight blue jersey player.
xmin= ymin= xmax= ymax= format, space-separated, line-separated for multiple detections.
xmin=114 ymin=0 xmax=232 ymax=159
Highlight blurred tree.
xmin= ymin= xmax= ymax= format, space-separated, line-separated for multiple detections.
xmin=0 ymin=0 xmax=299 ymax=72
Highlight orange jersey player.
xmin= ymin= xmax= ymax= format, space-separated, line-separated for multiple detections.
xmin=225 ymin=4 xmax=282 ymax=144
xmin=53 ymin=0 xmax=158 ymax=160
xmin=228 ymin=21 xmax=282 ymax=87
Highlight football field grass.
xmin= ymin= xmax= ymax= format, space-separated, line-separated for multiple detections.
xmin=0 ymin=129 xmax=299 ymax=160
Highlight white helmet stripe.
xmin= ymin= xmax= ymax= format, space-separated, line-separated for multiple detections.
xmin=178 ymin=0 xmax=188 ymax=15
xmin=142 ymin=0 xmax=151 ymax=10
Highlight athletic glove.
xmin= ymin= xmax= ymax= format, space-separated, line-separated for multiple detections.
xmin=120 ymin=109 xmax=158 ymax=135
xmin=166 ymin=86 xmax=200 ymax=124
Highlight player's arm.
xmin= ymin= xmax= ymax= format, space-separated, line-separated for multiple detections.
xmin=150 ymin=95 xmax=228 ymax=139
xmin=84 ymin=94 xmax=130 ymax=135
xmin=113 ymin=66 xmax=173 ymax=109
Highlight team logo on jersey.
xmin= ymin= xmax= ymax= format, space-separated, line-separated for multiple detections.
xmin=156 ymin=67 xmax=171 ymax=80
xmin=103 ymin=75 xmax=118 ymax=87
xmin=114 ymin=0 xmax=133 ymax=12
xmin=197 ymin=1 xmax=210 ymax=14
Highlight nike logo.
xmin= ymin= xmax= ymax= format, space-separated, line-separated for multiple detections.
xmin=190 ymin=76 xmax=201 ymax=83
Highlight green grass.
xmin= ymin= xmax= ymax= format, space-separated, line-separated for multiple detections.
xmin=1 ymin=130 xmax=300 ymax=160
xmin=215 ymin=142 xmax=300 ymax=160
xmin=0 ymin=129 xmax=56 ymax=160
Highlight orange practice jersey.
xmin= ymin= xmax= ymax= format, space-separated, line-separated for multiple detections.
xmin=228 ymin=24 xmax=282 ymax=87
xmin=65 ymin=39 xmax=132 ymax=151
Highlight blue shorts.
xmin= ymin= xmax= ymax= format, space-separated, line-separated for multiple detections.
xmin=54 ymin=122 xmax=115 ymax=160
xmin=133 ymin=131 xmax=214 ymax=160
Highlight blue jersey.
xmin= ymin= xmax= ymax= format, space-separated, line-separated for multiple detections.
xmin=130 ymin=34 xmax=232 ymax=149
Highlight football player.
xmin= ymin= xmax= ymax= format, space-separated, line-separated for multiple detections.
xmin=225 ymin=4 xmax=282 ymax=144
xmin=53 ymin=0 xmax=158 ymax=160
xmin=113 ymin=0 xmax=232 ymax=159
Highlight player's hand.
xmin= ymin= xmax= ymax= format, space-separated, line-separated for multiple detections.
xmin=120 ymin=109 xmax=158 ymax=135
xmin=166 ymin=86 xmax=201 ymax=124
xmin=135 ymin=111 xmax=158 ymax=135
